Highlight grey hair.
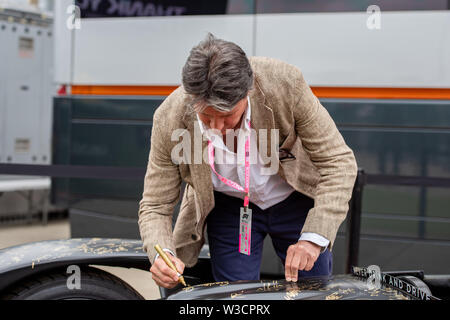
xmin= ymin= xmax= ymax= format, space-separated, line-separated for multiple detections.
xmin=182 ymin=33 xmax=253 ymax=113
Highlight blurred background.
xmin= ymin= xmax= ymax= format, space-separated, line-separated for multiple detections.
xmin=0 ymin=0 xmax=449 ymax=283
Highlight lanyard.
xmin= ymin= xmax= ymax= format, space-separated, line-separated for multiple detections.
xmin=207 ymin=120 xmax=251 ymax=208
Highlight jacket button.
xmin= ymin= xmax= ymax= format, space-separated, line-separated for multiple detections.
xmin=191 ymin=234 xmax=198 ymax=240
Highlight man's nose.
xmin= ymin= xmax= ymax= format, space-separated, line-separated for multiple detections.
xmin=210 ymin=117 xmax=225 ymax=131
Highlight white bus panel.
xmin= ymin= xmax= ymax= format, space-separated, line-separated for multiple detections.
xmin=255 ymin=11 xmax=450 ymax=87
xmin=72 ymin=15 xmax=254 ymax=85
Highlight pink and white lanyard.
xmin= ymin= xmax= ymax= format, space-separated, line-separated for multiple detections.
xmin=207 ymin=120 xmax=252 ymax=255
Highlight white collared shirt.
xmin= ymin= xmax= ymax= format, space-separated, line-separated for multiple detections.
xmin=196 ymin=96 xmax=330 ymax=252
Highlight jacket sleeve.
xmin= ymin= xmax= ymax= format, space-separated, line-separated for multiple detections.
xmin=138 ymin=107 xmax=182 ymax=264
xmin=292 ymin=69 xmax=358 ymax=252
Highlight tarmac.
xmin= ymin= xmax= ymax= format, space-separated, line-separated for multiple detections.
xmin=0 ymin=219 xmax=161 ymax=300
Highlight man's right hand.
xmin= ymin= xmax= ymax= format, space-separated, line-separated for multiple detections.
xmin=150 ymin=254 xmax=185 ymax=289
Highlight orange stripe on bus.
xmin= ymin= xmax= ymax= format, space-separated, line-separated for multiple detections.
xmin=70 ymin=85 xmax=450 ymax=100
xmin=311 ymin=87 xmax=450 ymax=100
xmin=71 ymin=85 xmax=178 ymax=96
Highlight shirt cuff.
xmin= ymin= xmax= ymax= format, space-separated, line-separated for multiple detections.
xmin=153 ymin=248 xmax=176 ymax=264
xmin=299 ymin=232 xmax=330 ymax=254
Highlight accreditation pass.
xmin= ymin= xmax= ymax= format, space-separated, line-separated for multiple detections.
xmin=239 ymin=207 xmax=252 ymax=255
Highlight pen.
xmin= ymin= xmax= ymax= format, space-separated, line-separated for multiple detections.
xmin=154 ymin=244 xmax=187 ymax=286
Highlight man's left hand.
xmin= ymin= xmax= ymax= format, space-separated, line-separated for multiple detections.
xmin=285 ymin=240 xmax=321 ymax=282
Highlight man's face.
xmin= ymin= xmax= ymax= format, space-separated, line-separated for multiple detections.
xmin=197 ymin=96 xmax=248 ymax=135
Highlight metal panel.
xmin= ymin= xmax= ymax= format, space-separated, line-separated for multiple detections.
xmin=357 ymin=235 xmax=450 ymax=275
xmin=72 ymin=15 xmax=255 ymax=85
xmin=323 ymin=98 xmax=450 ymax=246
xmin=38 ymin=24 xmax=54 ymax=164
xmin=70 ymin=208 xmax=140 ymax=238
xmin=52 ymin=6 xmax=450 ymax=88
xmin=0 ymin=22 xmax=6 ymax=162
xmin=255 ymin=11 xmax=450 ymax=87
xmin=4 ymin=22 xmax=40 ymax=163
xmin=2 ymin=21 xmax=19 ymax=163
xmin=71 ymin=96 xmax=161 ymax=120
xmin=323 ymin=99 xmax=450 ymax=180
xmin=323 ymin=98 xmax=450 ymax=128
xmin=444 ymin=15 xmax=450 ymax=86
xmin=0 ymin=18 xmax=53 ymax=165
xmin=53 ymin=0 xmax=74 ymax=84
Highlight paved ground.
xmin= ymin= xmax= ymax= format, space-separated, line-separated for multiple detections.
xmin=0 ymin=220 xmax=71 ymax=249
xmin=0 ymin=219 xmax=161 ymax=300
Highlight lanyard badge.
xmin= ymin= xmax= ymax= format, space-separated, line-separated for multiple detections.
xmin=239 ymin=206 xmax=252 ymax=255
xmin=208 ymin=120 xmax=252 ymax=255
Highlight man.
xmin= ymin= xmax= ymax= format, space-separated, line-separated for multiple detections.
xmin=138 ymin=34 xmax=357 ymax=289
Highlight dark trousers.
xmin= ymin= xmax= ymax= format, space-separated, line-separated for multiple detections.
xmin=206 ymin=190 xmax=333 ymax=282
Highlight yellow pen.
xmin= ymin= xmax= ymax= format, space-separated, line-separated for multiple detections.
xmin=154 ymin=244 xmax=187 ymax=286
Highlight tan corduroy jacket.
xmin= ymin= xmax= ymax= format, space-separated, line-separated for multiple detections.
xmin=138 ymin=56 xmax=358 ymax=267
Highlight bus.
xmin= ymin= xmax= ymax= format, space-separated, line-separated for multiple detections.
xmin=51 ymin=0 xmax=450 ymax=275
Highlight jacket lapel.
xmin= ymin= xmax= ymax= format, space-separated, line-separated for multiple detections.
xmin=249 ymin=76 xmax=276 ymax=165
xmin=181 ymin=108 xmax=214 ymax=218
